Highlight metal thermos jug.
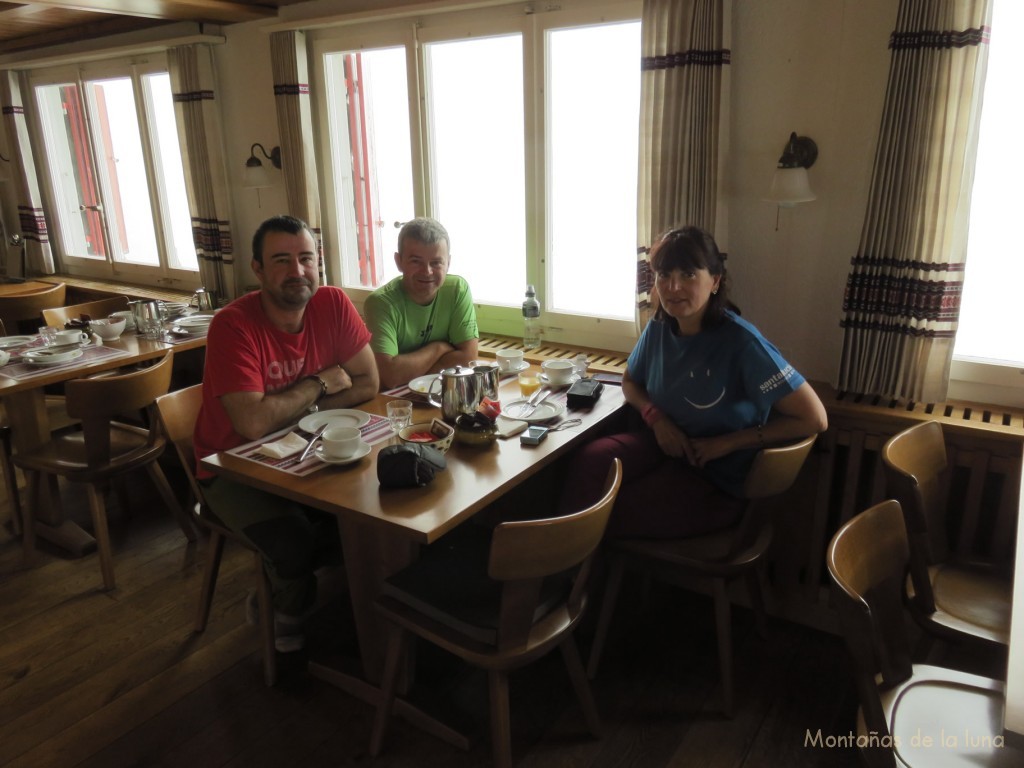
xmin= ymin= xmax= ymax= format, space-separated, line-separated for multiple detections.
xmin=428 ymin=365 xmax=482 ymax=423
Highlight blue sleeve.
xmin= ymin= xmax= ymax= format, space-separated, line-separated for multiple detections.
xmin=626 ymin=322 xmax=654 ymax=389
xmin=739 ymin=335 xmax=806 ymax=409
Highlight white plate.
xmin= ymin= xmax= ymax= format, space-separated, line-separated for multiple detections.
xmin=539 ymin=373 xmax=581 ymax=388
xmin=501 ymin=398 xmax=566 ymax=423
xmin=0 ymin=335 xmax=35 ymax=350
xmin=175 ymin=314 xmax=215 ymax=328
xmin=315 ymin=441 xmax=371 ymax=465
xmin=22 ymin=348 xmax=84 ymax=365
xmin=497 ymin=360 xmax=530 ymax=374
xmin=408 ymin=374 xmax=439 ymax=394
xmin=299 ymin=408 xmax=371 ymax=433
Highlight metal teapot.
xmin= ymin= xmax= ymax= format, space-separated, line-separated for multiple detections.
xmin=190 ymin=287 xmax=217 ymax=311
xmin=428 ymin=365 xmax=482 ymax=423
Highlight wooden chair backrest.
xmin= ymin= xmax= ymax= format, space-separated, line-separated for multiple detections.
xmin=64 ymin=351 xmax=174 ymax=468
xmin=488 ymin=459 xmax=622 ymax=648
xmin=742 ymin=434 xmax=817 ymax=499
xmin=154 ymin=383 xmax=204 ymax=506
xmin=41 ymin=296 xmax=129 ymax=327
xmin=881 ymin=420 xmax=949 ymax=558
xmin=827 ymin=499 xmax=914 ymax=733
xmin=0 ymin=282 xmax=66 ymax=334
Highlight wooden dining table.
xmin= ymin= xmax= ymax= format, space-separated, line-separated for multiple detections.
xmin=0 ymin=280 xmax=57 ymax=297
xmin=0 ymin=328 xmax=208 ymax=553
xmin=201 ymin=376 xmax=627 ymax=688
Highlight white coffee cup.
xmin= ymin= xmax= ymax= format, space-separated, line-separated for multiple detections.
xmin=542 ymin=359 xmax=575 ymax=386
xmin=321 ymin=426 xmax=362 ymax=459
xmin=496 ymin=349 xmax=524 ymax=372
xmin=55 ymin=329 xmax=89 ymax=346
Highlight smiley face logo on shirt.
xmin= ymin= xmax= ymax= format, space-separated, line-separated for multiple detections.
xmin=683 ymin=367 xmax=726 ymax=409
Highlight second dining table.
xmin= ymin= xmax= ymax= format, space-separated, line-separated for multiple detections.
xmin=201 ymin=373 xmax=627 ymax=687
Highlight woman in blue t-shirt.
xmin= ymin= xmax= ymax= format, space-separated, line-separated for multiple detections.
xmin=563 ymin=226 xmax=827 ymax=538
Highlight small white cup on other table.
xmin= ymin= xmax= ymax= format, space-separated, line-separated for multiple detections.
xmin=321 ymin=426 xmax=362 ymax=459
xmin=55 ymin=329 xmax=89 ymax=346
xmin=542 ymin=359 xmax=575 ymax=386
xmin=496 ymin=349 xmax=524 ymax=372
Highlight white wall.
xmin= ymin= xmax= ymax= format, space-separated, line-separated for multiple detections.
xmin=215 ymin=0 xmax=899 ymax=385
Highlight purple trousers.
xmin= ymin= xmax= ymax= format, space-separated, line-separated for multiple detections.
xmin=558 ymin=428 xmax=744 ymax=539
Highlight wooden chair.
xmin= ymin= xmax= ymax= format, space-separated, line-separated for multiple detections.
xmin=154 ymin=384 xmax=277 ymax=686
xmin=0 ymin=318 xmax=81 ymax=537
xmin=370 ymin=459 xmax=623 ymax=768
xmin=586 ymin=434 xmax=817 ymax=715
xmin=881 ymin=421 xmax=1011 ymax=651
xmin=14 ymin=351 xmax=195 ymax=591
xmin=0 ymin=282 xmax=65 ymax=334
xmin=41 ymin=295 xmax=129 ymax=328
xmin=827 ymin=499 xmax=1022 ymax=767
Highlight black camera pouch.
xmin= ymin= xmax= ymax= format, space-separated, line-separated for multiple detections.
xmin=377 ymin=444 xmax=447 ymax=488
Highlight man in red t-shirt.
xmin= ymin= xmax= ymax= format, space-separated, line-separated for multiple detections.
xmin=194 ymin=214 xmax=378 ymax=652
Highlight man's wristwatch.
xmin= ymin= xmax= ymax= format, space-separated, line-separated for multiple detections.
xmin=307 ymin=374 xmax=328 ymax=413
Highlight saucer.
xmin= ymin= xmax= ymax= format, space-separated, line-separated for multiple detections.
xmin=315 ymin=441 xmax=371 ymax=465
xmin=539 ymin=372 xmax=581 ymax=388
xmin=497 ymin=360 xmax=530 ymax=375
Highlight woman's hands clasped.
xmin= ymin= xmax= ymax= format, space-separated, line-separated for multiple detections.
xmin=654 ymin=420 xmax=734 ymax=468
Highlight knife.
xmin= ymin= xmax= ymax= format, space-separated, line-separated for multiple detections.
xmin=298 ymin=424 xmax=328 ymax=462
xmin=520 ymin=387 xmax=552 ymax=419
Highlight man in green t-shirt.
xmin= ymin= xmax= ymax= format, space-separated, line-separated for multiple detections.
xmin=364 ymin=217 xmax=479 ymax=389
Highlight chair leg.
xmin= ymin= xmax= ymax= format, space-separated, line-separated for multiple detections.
xmin=256 ymin=561 xmax=276 ymax=687
xmin=712 ymin=579 xmax=734 ymax=717
xmin=746 ymin=567 xmax=769 ymax=639
xmin=587 ymin=555 xmax=625 ymax=679
xmin=370 ymin=625 xmax=407 ymax=757
xmin=561 ymin=635 xmax=601 ymax=737
xmin=0 ymin=429 xmax=22 ymax=536
xmin=21 ymin=471 xmax=41 ymax=560
xmin=488 ymin=669 xmax=513 ymax=768
xmin=146 ymin=462 xmax=197 ymax=542
xmin=195 ymin=531 xmax=226 ymax=632
xmin=86 ymin=482 xmax=116 ymax=591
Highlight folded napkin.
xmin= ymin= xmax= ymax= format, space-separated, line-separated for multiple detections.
xmin=495 ymin=415 xmax=529 ymax=439
xmin=258 ymin=432 xmax=309 ymax=459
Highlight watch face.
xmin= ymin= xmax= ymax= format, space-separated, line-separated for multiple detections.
xmin=308 ymin=404 xmax=318 ymax=414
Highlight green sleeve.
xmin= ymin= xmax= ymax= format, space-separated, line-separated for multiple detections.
xmin=447 ymin=277 xmax=479 ymax=346
xmin=364 ymin=292 xmax=400 ymax=356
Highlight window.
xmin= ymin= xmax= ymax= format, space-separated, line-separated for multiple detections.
xmin=313 ymin=0 xmax=642 ymax=351
xmin=30 ymin=56 xmax=198 ymax=288
xmin=949 ymin=0 xmax=1024 ymax=404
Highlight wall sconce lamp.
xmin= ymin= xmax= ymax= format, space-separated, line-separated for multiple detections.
xmin=243 ymin=143 xmax=281 ymax=189
xmin=766 ymin=132 xmax=817 ymax=208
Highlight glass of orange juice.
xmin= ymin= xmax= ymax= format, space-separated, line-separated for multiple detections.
xmin=518 ymin=370 xmax=541 ymax=398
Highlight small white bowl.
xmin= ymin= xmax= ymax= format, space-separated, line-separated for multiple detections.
xmin=91 ymin=317 xmax=127 ymax=340
xmin=0 ymin=349 xmax=9 ymax=367
xmin=110 ymin=310 xmax=135 ymax=330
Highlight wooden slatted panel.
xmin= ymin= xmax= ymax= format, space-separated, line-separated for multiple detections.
xmin=478 ymin=334 xmax=628 ymax=374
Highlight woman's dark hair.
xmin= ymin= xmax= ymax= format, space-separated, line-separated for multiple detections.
xmin=650 ymin=225 xmax=732 ymax=330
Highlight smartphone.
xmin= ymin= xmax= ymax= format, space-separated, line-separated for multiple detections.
xmin=519 ymin=425 xmax=549 ymax=446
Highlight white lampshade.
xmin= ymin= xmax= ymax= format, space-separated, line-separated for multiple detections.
xmin=766 ymin=167 xmax=816 ymax=207
xmin=243 ymin=161 xmax=272 ymax=189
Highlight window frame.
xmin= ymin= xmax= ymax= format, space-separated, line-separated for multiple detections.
xmin=27 ymin=54 xmax=200 ymax=291
xmin=310 ymin=0 xmax=642 ymax=353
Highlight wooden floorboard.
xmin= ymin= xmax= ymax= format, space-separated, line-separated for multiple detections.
xmin=0 ymin=463 xmax=862 ymax=768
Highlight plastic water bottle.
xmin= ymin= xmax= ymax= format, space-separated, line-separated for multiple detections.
xmin=522 ymin=285 xmax=541 ymax=349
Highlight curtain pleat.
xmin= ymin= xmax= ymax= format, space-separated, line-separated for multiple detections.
xmin=168 ymin=44 xmax=237 ymax=304
xmin=838 ymin=0 xmax=992 ymax=403
xmin=636 ymin=0 xmax=730 ymax=328
xmin=1 ymin=72 xmax=56 ymax=275
xmin=270 ymin=31 xmax=326 ymax=285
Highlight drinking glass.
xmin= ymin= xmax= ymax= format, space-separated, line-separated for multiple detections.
xmin=518 ymin=371 xmax=541 ymax=398
xmin=386 ymin=399 xmax=413 ymax=443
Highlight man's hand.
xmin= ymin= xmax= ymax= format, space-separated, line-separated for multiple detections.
xmin=317 ymin=364 xmax=352 ymax=396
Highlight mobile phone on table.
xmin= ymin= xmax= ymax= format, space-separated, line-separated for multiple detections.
xmin=519 ymin=425 xmax=549 ymax=446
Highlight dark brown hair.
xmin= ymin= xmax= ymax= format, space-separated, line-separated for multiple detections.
xmin=650 ymin=225 xmax=731 ymax=330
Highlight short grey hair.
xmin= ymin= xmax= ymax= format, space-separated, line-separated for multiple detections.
xmin=397 ymin=217 xmax=450 ymax=256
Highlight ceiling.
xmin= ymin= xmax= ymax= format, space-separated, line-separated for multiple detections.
xmin=0 ymin=1 xmax=306 ymax=55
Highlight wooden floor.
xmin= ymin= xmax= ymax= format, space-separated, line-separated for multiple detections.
xmin=0 ymin=459 xmax=863 ymax=768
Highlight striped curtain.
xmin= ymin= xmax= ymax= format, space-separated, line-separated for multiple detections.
xmin=636 ymin=0 xmax=730 ymax=328
xmin=0 ymin=72 xmax=56 ymax=275
xmin=270 ymin=31 xmax=326 ymax=285
xmin=838 ymin=0 xmax=992 ymax=403
xmin=167 ymin=44 xmax=237 ymax=304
